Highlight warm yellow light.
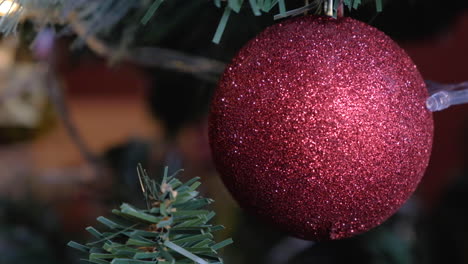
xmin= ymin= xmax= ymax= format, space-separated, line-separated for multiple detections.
xmin=0 ymin=1 xmax=20 ymax=16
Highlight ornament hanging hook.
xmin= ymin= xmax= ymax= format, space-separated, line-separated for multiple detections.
xmin=325 ymin=0 xmax=334 ymax=17
xmin=324 ymin=0 xmax=344 ymax=18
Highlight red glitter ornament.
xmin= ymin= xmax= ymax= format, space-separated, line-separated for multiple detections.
xmin=209 ymin=16 xmax=433 ymax=240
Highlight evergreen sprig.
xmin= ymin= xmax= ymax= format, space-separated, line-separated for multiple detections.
xmin=68 ymin=165 xmax=233 ymax=264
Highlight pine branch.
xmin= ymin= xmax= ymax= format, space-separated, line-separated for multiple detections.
xmin=66 ymin=11 xmax=111 ymax=57
xmin=66 ymin=17 xmax=227 ymax=82
xmin=68 ymin=165 xmax=233 ymax=264
xmin=0 ymin=0 xmax=386 ymax=82
xmin=131 ymin=47 xmax=226 ymax=83
xmin=0 ymin=0 xmax=382 ymax=45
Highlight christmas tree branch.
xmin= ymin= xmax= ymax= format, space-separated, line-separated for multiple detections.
xmin=1 ymin=0 xmax=381 ymax=79
xmin=68 ymin=165 xmax=233 ymax=264
xmin=69 ymin=13 xmax=227 ymax=82
xmin=0 ymin=0 xmax=380 ymax=45
xmin=67 ymin=12 xmax=110 ymax=57
xmin=131 ymin=47 xmax=226 ymax=82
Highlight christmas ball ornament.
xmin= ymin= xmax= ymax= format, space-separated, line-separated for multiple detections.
xmin=209 ymin=15 xmax=433 ymax=240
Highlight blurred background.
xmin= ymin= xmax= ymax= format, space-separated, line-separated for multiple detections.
xmin=2 ymin=0 xmax=468 ymax=263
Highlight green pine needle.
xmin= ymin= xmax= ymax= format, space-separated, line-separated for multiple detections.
xmin=141 ymin=0 xmax=165 ymax=25
xmin=212 ymin=6 xmax=232 ymax=44
xmin=68 ymin=165 xmax=232 ymax=264
xmin=277 ymin=0 xmax=286 ymax=15
xmin=375 ymin=0 xmax=383 ymax=12
xmin=353 ymin=0 xmax=361 ymax=9
xmin=248 ymin=0 xmax=262 ymax=16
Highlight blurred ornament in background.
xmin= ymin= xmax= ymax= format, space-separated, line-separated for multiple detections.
xmin=147 ymin=70 xmax=213 ymax=139
xmin=0 ymin=1 xmax=20 ymax=17
xmin=0 ymin=36 xmax=55 ymax=144
xmin=146 ymin=69 xmax=215 ymax=175
xmin=32 ymin=28 xmax=56 ymax=61
xmin=209 ymin=15 xmax=433 ymax=241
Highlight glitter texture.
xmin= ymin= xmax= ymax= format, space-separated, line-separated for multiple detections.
xmin=208 ymin=16 xmax=433 ymax=241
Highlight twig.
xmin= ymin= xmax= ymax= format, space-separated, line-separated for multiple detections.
xmin=67 ymin=12 xmax=226 ymax=82
xmin=67 ymin=12 xmax=110 ymax=57
xmin=10 ymin=10 xmax=227 ymax=82
xmin=44 ymin=65 xmax=100 ymax=167
xmin=274 ymin=2 xmax=319 ymax=19
xmin=130 ymin=47 xmax=226 ymax=82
